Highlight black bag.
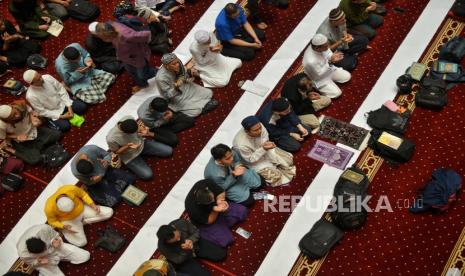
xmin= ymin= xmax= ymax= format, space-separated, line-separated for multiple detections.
xmin=396 ymin=74 xmax=413 ymax=94
xmin=95 ymin=225 xmax=126 ymax=252
xmin=68 ymin=0 xmax=100 ymax=22
xmin=415 ymin=76 xmax=448 ymax=109
xmin=331 ymin=167 xmax=369 ymax=230
xmin=41 ymin=144 xmax=70 ymax=168
xmin=299 ymin=218 xmax=344 ymax=259
xmin=369 ymin=130 xmax=415 ymax=163
xmin=27 ymin=54 xmax=48 ymax=70
xmin=366 ymin=105 xmax=411 ymax=134
xmin=439 ymin=36 xmax=465 ymax=63
xmin=1 ymin=173 xmax=24 ymax=192
xmin=3 ymin=79 xmax=26 ymax=96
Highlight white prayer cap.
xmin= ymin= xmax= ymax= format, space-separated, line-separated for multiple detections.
xmin=56 ymin=196 xmax=75 ymax=213
xmin=23 ymin=69 xmax=37 ymax=84
xmin=88 ymin=22 xmax=98 ymax=34
xmin=194 ymin=30 xmax=210 ymax=44
xmin=311 ymin=33 xmax=328 ymax=46
xmin=0 ymin=105 xmax=12 ymax=120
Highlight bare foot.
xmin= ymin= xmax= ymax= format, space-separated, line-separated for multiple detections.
xmin=257 ymin=22 xmax=268 ymax=30
xmin=367 ymin=45 xmax=373 ymax=50
xmin=132 ymin=86 xmax=142 ymax=94
xmin=168 ymin=38 xmax=173 ymax=46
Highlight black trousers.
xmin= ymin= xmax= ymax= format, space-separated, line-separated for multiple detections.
xmin=12 ymin=127 xmax=62 ymax=165
xmin=152 ymin=112 xmax=195 ymax=147
xmin=333 ymin=34 xmax=369 ymax=72
xmin=273 ymin=125 xmax=312 ymax=153
xmin=221 ymin=27 xmax=266 ymax=61
xmin=174 ymin=238 xmax=226 ymax=276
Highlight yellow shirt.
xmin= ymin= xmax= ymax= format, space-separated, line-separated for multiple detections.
xmin=44 ymin=185 xmax=94 ymax=229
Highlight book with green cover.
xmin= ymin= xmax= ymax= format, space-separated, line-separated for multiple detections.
xmin=408 ymin=62 xmax=427 ymax=81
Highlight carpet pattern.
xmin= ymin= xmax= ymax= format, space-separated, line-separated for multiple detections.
xmin=290 ymin=17 xmax=465 ymax=276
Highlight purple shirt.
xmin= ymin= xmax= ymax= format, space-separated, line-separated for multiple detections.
xmin=111 ymin=22 xmax=151 ymax=68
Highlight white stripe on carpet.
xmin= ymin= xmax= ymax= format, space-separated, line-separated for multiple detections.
xmin=108 ymin=1 xmax=339 ymax=275
xmin=255 ymin=1 xmax=455 ymax=275
xmin=0 ymin=0 xmax=232 ymax=273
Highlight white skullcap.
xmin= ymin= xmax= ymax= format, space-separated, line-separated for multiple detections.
xmin=88 ymin=22 xmax=98 ymax=34
xmin=194 ymin=30 xmax=210 ymax=44
xmin=311 ymin=34 xmax=328 ymax=46
xmin=0 ymin=105 xmax=12 ymax=120
xmin=23 ymin=69 xmax=37 ymax=84
xmin=56 ymin=196 xmax=75 ymax=213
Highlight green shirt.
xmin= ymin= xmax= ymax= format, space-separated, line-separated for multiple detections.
xmin=339 ymin=0 xmax=372 ymax=27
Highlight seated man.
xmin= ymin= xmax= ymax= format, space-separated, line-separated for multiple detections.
xmin=247 ymin=0 xmax=288 ymax=30
xmin=233 ymin=116 xmax=296 ymax=187
xmin=24 ymin=69 xmax=87 ymax=133
xmin=55 ymin=43 xmax=116 ymax=104
xmin=84 ymin=29 xmax=123 ymax=75
xmin=156 ymin=53 xmax=218 ymax=117
xmin=257 ymin=97 xmax=311 ymax=153
xmin=0 ymin=17 xmax=41 ymax=67
xmin=136 ymin=8 xmax=172 ymax=55
xmin=0 ymin=102 xmax=62 ymax=165
xmin=137 ymin=96 xmax=195 ymax=147
xmin=71 ymin=145 xmax=135 ymax=207
xmin=189 ymin=30 xmax=242 ymax=88
xmin=44 ymin=185 xmax=113 ymax=247
xmin=316 ymin=7 xmax=369 ymax=71
xmin=8 ymin=0 xmax=58 ymax=39
xmin=106 ymin=116 xmax=172 ymax=180
xmin=303 ymin=34 xmax=351 ymax=98
xmin=17 ymin=224 xmax=90 ymax=276
xmin=135 ymin=0 xmax=185 ymax=17
xmin=339 ymin=0 xmax=383 ymax=40
xmin=281 ymin=73 xmax=331 ymax=130
xmin=205 ymin=144 xmax=262 ymax=207
xmin=185 ymin=179 xmax=247 ymax=248
xmin=43 ymin=0 xmax=70 ymax=20
xmin=215 ymin=3 xmax=265 ymax=61
xmin=157 ymin=218 xmax=226 ymax=276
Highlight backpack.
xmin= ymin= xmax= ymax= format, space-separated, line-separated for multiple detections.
xmin=366 ymin=105 xmax=411 ymax=135
xmin=410 ymin=168 xmax=462 ymax=213
xmin=439 ymin=36 xmax=465 ymax=63
xmin=41 ymin=144 xmax=70 ymax=168
xmin=369 ymin=130 xmax=415 ymax=164
xmin=396 ymin=74 xmax=413 ymax=94
xmin=68 ymin=0 xmax=100 ymax=22
xmin=1 ymin=173 xmax=24 ymax=192
xmin=452 ymin=0 xmax=465 ymax=17
xmin=331 ymin=167 xmax=370 ymax=230
xmin=3 ymin=79 xmax=26 ymax=96
xmin=299 ymin=218 xmax=344 ymax=259
xmin=415 ymin=76 xmax=448 ymax=109
xmin=27 ymin=54 xmax=48 ymax=70
xmin=95 ymin=225 xmax=126 ymax=252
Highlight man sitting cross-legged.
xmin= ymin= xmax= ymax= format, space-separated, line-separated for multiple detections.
xmin=0 ymin=101 xmax=62 ymax=165
xmin=204 ymin=143 xmax=263 ymax=207
xmin=258 ymin=97 xmax=311 ymax=153
xmin=233 ymin=116 xmax=296 ymax=187
xmin=215 ymin=3 xmax=265 ymax=61
xmin=281 ymin=73 xmax=331 ymax=131
xmin=156 ymin=53 xmax=218 ymax=117
xmin=17 ymin=224 xmax=90 ymax=276
xmin=138 ymin=96 xmax=195 ymax=148
xmin=185 ymin=179 xmax=248 ymax=248
xmin=71 ymin=145 xmax=135 ymax=207
xmin=24 ymin=69 xmax=87 ymax=133
xmin=157 ymin=218 xmax=227 ymax=276
xmin=44 ymin=185 xmax=113 ymax=247
xmin=106 ymin=116 xmax=172 ymax=180
xmin=56 ymin=43 xmax=115 ymax=104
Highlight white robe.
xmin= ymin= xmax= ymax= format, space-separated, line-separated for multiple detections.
xmin=189 ymin=34 xmax=242 ymax=88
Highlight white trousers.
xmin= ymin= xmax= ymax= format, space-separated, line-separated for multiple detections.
xmin=317 ymin=68 xmax=351 ymax=98
xmin=62 ymin=205 xmax=113 ymax=247
xmin=36 ymin=243 xmax=90 ymax=276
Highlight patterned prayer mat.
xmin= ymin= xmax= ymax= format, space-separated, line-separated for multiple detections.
xmin=317 ymin=115 xmax=370 ymax=150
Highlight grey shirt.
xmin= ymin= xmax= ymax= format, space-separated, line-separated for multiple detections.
xmin=316 ymin=18 xmax=348 ymax=50
xmin=106 ymin=115 xmax=144 ymax=164
xmin=71 ymin=145 xmax=112 ymax=185
xmin=137 ymin=96 xmax=166 ymax=129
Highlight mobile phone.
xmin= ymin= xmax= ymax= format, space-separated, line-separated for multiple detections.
xmin=235 ymin=227 xmax=251 ymax=239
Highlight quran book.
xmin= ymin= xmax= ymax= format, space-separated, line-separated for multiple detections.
xmin=122 ymin=185 xmax=147 ymax=206
xmin=377 ymin=132 xmax=403 ymax=150
xmin=47 ymin=21 xmax=64 ymax=37
xmin=341 ymin=169 xmax=365 ymax=184
xmin=408 ymin=62 xmax=427 ymax=81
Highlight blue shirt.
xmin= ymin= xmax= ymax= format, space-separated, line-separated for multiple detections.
xmin=215 ymin=5 xmax=247 ymax=42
